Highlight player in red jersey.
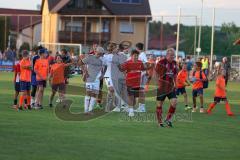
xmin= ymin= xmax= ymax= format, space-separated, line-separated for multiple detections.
xmin=155 ymin=48 xmax=178 ymax=127
xmin=12 ymin=54 xmax=23 ymax=109
xmin=119 ymin=50 xmax=150 ymax=117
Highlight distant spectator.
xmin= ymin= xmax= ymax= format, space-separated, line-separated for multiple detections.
xmin=0 ymin=51 xmax=2 ymax=60
xmin=222 ymin=57 xmax=230 ymax=86
xmin=5 ymin=48 xmax=14 ymax=61
xmin=47 ymin=51 xmax=55 ymax=65
xmin=202 ymin=56 xmax=209 ymax=76
xmin=186 ymin=56 xmax=193 ymax=77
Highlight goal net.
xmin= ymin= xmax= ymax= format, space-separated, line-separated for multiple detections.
xmin=231 ymin=55 xmax=240 ymax=69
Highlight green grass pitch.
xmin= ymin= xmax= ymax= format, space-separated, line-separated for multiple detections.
xmin=0 ymin=72 xmax=240 ymax=160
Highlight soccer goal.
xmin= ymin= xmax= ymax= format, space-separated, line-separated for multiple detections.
xmin=231 ymin=55 xmax=240 ymax=69
xmin=38 ymin=42 xmax=83 ymax=55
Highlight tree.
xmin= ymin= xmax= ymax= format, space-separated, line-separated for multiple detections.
xmin=0 ymin=17 xmax=10 ymax=51
xmin=19 ymin=42 xmax=30 ymax=52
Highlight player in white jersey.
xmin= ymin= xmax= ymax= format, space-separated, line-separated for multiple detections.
xmin=102 ymin=45 xmax=116 ymax=112
xmin=78 ymin=47 xmax=105 ymax=114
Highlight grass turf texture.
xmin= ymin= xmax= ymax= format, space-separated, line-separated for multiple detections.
xmin=0 ymin=72 xmax=240 ymax=160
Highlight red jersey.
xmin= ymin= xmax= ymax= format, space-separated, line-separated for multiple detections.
xmin=155 ymin=58 xmax=178 ymax=89
xmin=121 ymin=59 xmax=145 ymax=88
xmin=14 ymin=62 xmax=21 ymax=82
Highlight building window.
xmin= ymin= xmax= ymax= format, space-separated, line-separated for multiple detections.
xmin=112 ymin=0 xmax=141 ymax=4
xmin=65 ymin=21 xmax=83 ymax=32
xmin=119 ymin=22 xmax=134 ymax=34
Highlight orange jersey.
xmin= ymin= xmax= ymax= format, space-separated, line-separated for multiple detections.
xmin=215 ymin=75 xmax=226 ymax=98
xmin=176 ymin=70 xmax=188 ymax=88
xmin=192 ymin=71 xmax=207 ymax=90
xmin=19 ymin=59 xmax=31 ymax=82
xmin=34 ymin=59 xmax=49 ymax=80
xmin=50 ymin=63 xmax=65 ymax=85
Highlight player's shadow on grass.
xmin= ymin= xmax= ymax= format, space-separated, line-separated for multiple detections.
xmin=54 ymin=82 xmax=174 ymax=121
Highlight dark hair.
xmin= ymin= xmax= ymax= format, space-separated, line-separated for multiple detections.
xmin=131 ymin=49 xmax=140 ymax=56
xmin=61 ymin=49 xmax=67 ymax=54
xmin=195 ymin=61 xmax=202 ymax=68
xmin=22 ymin=50 xmax=29 ymax=57
xmin=118 ymin=44 xmax=124 ymax=51
xmin=136 ymin=43 xmax=144 ymax=50
xmin=18 ymin=53 xmax=23 ymax=60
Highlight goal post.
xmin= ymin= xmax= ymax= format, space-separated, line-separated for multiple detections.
xmin=38 ymin=42 xmax=82 ymax=55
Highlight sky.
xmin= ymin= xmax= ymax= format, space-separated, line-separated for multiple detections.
xmin=0 ymin=0 xmax=240 ymax=25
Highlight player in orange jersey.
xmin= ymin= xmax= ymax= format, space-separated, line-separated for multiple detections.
xmin=176 ymin=63 xmax=191 ymax=111
xmin=18 ymin=51 xmax=32 ymax=110
xmin=207 ymin=66 xmax=234 ymax=116
xmin=49 ymin=55 xmax=73 ymax=107
xmin=34 ymin=49 xmax=49 ymax=109
xmin=191 ymin=62 xmax=207 ymax=113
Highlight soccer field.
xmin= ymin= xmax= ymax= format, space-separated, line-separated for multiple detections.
xmin=0 ymin=72 xmax=240 ymax=160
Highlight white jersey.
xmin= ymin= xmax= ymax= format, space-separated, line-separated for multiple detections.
xmin=102 ymin=53 xmax=113 ymax=78
xmin=138 ymin=51 xmax=148 ymax=75
xmin=138 ymin=52 xmax=148 ymax=63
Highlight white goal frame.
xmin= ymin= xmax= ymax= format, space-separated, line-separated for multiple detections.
xmin=38 ymin=42 xmax=82 ymax=55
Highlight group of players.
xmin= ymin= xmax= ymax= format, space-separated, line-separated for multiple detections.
xmin=12 ymin=42 xmax=234 ymax=128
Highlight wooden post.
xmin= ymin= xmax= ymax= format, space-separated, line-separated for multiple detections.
xmin=31 ymin=16 xmax=34 ymax=49
xmin=176 ymin=7 xmax=181 ymax=60
xmin=70 ymin=16 xmax=73 ymax=43
xmin=4 ymin=16 xmax=7 ymax=49
xmin=160 ymin=16 xmax=164 ymax=50
xmin=84 ymin=16 xmax=87 ymax=46
xmin=99 ymin=16 xmax=102 ymax=45
xmin=210 ymin=8 xmax=215 ymax=72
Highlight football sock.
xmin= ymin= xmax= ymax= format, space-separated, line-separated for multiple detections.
xmin=27 ymin=96 xmax=31 ymax=106
xmin=225 ymin=102 xmax=234 ymax=116
xmin=84 ymin=96 xmax=90 ymax=113
xmin=166 ymin=105 xmax=176 ymax=121
xmin=207 ymin=103 xmax=216 ymax=113
xmin=89 ymin=97 xmax=96 ymax=112
xmin=156 ymin=106 xmax=163 ymax=124
xmin=14 ymin=99 xmax=17 ymax=105
xmin=19 ymin=95 xmax=24 ymax=107
xmin=24 ymin=99 xmax=27 ymax=105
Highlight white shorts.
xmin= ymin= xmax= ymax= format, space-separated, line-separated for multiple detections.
xmin=104 ymin=77 xmax=113 ymax=88
xmin=86 ymin=80 xmax=100 ymax=94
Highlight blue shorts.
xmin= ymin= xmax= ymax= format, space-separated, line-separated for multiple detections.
xmin=192 ymin=88 xmax=203 ymax=97
xmin=31 ymin=74 xmax=37 ymax=86
xmin=15 ymin=82 xmax=20 ymax=92
xmin=20 ymin=81 xmax=31 ymax=91
xmin=176 ymin=87 xmax=186 ymax=95
xmin=37 ymin=80 xmax=47 ymax=88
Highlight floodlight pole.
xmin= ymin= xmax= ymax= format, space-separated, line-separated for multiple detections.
xmin=210 ymin=8 xmax=215 ymax=72
xmin=197 ymin=0 xmax=204 ymax=58
xmin=176 ymin=7 xmax=181 ymax=60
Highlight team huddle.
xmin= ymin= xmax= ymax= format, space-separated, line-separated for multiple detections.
xmin=12 ymin=42 xmax=234 ymax=127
